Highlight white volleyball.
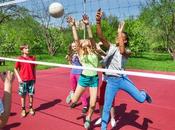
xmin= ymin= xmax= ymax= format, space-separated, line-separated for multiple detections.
xmin=49 ymin=2 xmax=64 ymax=18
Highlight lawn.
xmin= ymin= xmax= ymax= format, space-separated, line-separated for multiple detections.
xmin=0 ymin=52 xmax=175 ymax=72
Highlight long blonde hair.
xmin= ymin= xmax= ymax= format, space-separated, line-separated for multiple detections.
xmin=78 ymin=39 xmax=97 ymax=56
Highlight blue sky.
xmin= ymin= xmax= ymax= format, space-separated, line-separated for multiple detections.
xmin=15 ymin=0 xmax=147 ymax=27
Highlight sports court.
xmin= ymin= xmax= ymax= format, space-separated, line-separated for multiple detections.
xmin=0 ymin=0 xmax=175 ymax=130
xmin=0 ymin=68 xmax=175 ymax=130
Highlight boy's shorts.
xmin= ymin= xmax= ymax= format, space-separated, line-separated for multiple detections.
xmin=18 ymin=80 xmax=35 ymax=96
xmin=0 ymin=99 xmax=4 ymax=115
xmin=78 ymin=74 xmax=99 ymax=87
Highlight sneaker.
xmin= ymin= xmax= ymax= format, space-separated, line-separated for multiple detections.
xmin=21 ymin=109 xmax=26 ymax=117
xmin=84 ymin=119 xmax=91 ymax=129
xmin=70 ymin=102 xmax=77 ymax=108
xmin=29 ymin=108 xmax=35 ymax=116
xmin=95 ymin=117 xmax=102 ymax=125
xmin=82 ymin=107 xmax=88 ymax=114
xmin=146 ymin=93 xmax=152 ymax=103
xmin=140 ymin=90 xmax=152 ymax=103
xmin=66 ymin=91 xmax=74 ymax=104
xmin=110 ymin=118 xmax=116 ymax=128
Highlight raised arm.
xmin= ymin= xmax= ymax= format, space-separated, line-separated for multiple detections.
xmin=82 ymin=14 xmax=92 ymax=38
xmin=67 ymin=16 xmax=80 ymax=47
xmin=117 ymin=21 xmax=125 ymax=54
xmin=117 ymin=21 xmax=131 ymax=57
xmin=0 ymin=71 xmax=14 ymax=128
xmin=96 ymin=9 xmax=110 ymax=49
xmin=82 ymin=14 xmax=96 ymax=49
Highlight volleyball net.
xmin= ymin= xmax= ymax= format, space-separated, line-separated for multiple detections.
xmin=1 ymin=56 xmax=175 ymax=81
xmin=0 ymin=0 xmax=174 ymax=81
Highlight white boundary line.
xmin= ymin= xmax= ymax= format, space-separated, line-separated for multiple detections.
xmin=0 ymin=0 xmax=28 ymax=7
xmin=0 ymin=56 xmax=175 ymax=80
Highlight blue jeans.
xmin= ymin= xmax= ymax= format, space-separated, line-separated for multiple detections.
xmin=101 ymin=75 xmax=146 ymax=130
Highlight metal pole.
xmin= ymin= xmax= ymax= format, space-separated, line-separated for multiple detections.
xmin=83 ymin=0 xmax=86 ymax=39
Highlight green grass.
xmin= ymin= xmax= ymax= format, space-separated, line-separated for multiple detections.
xmin=126 ymin=58 xmax=175 ymax=72
xmin=0 ymin=54 xmax=67 ymax=72
xmin=0 ymin=52 xmax=175 ymax=72
xmin=136 ymin=52 xmax=172 ymax=61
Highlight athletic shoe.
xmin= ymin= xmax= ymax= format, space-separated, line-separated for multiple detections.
xmin=84 ymin=118 xmax=91 ymax=129
xmin=110 ymin=118 xmax=116 ymax=128
xmin=66 ymin=91 xmax=74 ymax=104
xmin=140 ymin=89 xmax=152 ymax=103
xmin=145 ymin=92 xmax=152 ymax=103
xmin=95 ymin=117 xmax=102 ymax=125
xmin=70 ymin=102 xmax=77 ymax=108
xmin=82 ymin=107 xmax=88 ymax=114
xmin=29 ymin=108 xmax=35 ymax=116
xmin=21 ymin=109 xmax=26 ymax=117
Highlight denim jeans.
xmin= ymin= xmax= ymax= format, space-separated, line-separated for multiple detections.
xmin=101 ymin=75 xmax=146 ymax=130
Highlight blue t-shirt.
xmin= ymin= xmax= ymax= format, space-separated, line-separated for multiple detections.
xmin=71 ymin=54 xmax=82 ymax=74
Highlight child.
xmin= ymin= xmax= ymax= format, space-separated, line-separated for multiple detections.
xmin=95 ymin=73 xmax=116 ymax=128
xmin=0 ymin=71 xmax=14 ymax=128
xmin=96 ymin=9 xmax=152 ymax=130
xmin=95 ymin=42 xmax=117 ymax=127
xmin=67 ymin=15 xmax=101 ymax=129
xmin=14 ymin=44 xmax=36 ymax=117
xmin=66 ymin=42 xmax=88 ymax=114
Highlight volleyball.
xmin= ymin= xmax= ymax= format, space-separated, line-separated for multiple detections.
xmin=49 ymin=2 xmax=64 ymax=18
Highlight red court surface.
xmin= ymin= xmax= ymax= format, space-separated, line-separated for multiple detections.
xmin=0 ymin=68 xmax=175 ymax=130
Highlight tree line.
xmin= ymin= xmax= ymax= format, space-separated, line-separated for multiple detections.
xmin=0 ymin=0 xmax=174 ymax=60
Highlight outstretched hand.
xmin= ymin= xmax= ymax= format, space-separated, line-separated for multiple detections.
xmin=96 ymin=8 xmax=103 ymax=23
xmin=0 ymin=71 xmax=14 ymax=83
xmin=66 ymin=16 xmax=76 ymax=26
xmin=96 ymin=42 xmax=103 ymax=50
xmin=82 ymin=14 xmax=89 ymax=25
xmin=118 ymin=21 xmax=125 ymax=33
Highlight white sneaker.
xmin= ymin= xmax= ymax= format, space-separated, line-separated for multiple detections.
xmin=95 ymin=117 xmax=102 ymax=125
xmin=110 ymin=118 xmax=116 ymax=128
xmin=66 ymin=91 xmax=74 ymax=104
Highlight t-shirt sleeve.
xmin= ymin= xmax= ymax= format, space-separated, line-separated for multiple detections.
xmin=15 ymin=57 xmax=21 ymax=69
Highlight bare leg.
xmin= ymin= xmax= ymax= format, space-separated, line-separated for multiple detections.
xmin=71 ymin=84 xmax=86 ymax=103
xmin=21 ymin=96 xmax=26 ymax=108
xmin=29 ymin=95 xmax=33 ymax=107
xmin=86 ymin=87 xmax=98 ymax=120
xmin=29 ymin=95 xmax=35 ymax=115
xmin=21 ymin=95 xmax=26 ymax=117
xmin=110 ymin=107 xmax=115 ymax=119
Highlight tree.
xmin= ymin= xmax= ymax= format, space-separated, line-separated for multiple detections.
xmin=139 ymin=0 xmax=175 ymax=60
xmin=125 ymin=19 xmax=148 ymax=56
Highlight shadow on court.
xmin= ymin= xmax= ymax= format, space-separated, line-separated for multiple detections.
xmin=90 ymin=103 xmax=153 ymax=130
xmin=111 ymin=103 xmax=153 ymax=130
xmin=3 ymin=122 xmax=21 ymax=130
xmin=10 ymin=112 xmax=17 ymax=117
xmin=35 ymin=99 xmax=61 ymax=111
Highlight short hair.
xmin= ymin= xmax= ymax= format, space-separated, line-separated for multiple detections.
xmin=20 ymin=44 xmax=28 ymax=50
